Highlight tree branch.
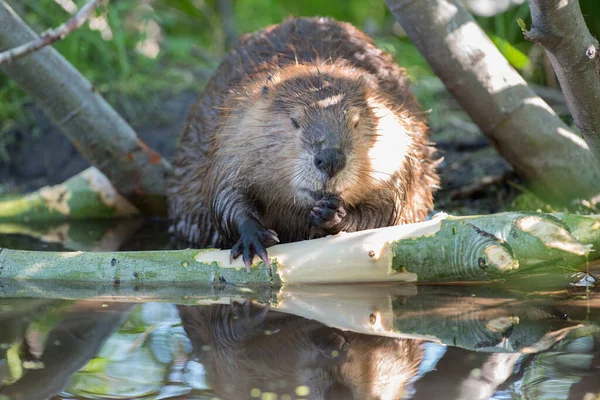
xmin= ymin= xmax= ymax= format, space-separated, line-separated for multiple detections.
xmin=524 ymin=0 xmax=600 ymax=160
xmin=0 ymin=167 xmax=140 ymax=222
xmin=384 ymin=0 xmax=600 ymax=204
xmin=0 ymin=0 xmax=104 ymax=65
xmin=216 ymin=0 xmax=237 ymax=50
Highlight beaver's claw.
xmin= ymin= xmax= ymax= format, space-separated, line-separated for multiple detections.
xmin=230 ymin=218 xmax=279 ymax=272
xmin=309 ymin=195 xmax=347 ymax=232
xmin=228 ymin=299 xmax=272 ymax=341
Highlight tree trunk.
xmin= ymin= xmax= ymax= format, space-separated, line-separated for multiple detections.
xmin=525 ymin=0 xmax=600 ymax=160
xmin=384 ymin=0 xmax=600 ymax=204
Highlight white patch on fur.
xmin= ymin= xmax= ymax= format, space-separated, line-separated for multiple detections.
xmin=316 ymin=94 xmax=344 ymax=108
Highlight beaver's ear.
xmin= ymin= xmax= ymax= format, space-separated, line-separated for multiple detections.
xmin=352 ymin=113 xmax=360 ymax=128
xmin=344 ymin=107 xmax=361 ymax=129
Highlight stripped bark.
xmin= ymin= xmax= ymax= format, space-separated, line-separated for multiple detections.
xmin=384 ymin=0 xmax=600 ymax=204
xmin=0 ymin=2 xmax=171 ymax=216
xmin=524 ymin=0 xmax=600 ymax=160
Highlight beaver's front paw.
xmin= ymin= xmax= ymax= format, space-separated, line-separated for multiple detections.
xmin=223 ymin=299 xmax=272 ymax=344
xmin=230 ymin=218 xmax=279 ymax=272
xmin=309 ymin=195 xmax=347 ymax=233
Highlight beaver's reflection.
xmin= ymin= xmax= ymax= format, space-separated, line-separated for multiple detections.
xmin=177 ymin=300 xmax=423 ymax=400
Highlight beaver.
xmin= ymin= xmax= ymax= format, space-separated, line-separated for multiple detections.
xmin=167 ymin=16 xmax=439 ymax=270
xmin=177 ymin=301 xmax=424 ymax=400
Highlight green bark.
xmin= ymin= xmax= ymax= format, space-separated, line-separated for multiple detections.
xmin=394 ymin=212 xmax=597 ymax=281
xmin=0 ymin=248 xmax=279 ymax=285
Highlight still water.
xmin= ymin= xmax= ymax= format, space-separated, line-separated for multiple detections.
xmin=0 ymin=220 xmax=599 ymax=400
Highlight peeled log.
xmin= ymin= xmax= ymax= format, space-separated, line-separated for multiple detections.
xmin=0 ymin=212 xmax=598 ymax=285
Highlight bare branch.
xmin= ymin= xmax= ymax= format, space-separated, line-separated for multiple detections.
xmin=217 ymin=0 xmax=237 ymax=50
xmin=0 ymin=0 xmax=104 ymax=65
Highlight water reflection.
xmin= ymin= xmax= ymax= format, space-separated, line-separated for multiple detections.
xmin=0 ymin=285 xmax=599 ymax=399
xmin=178 ymin=300 xmax=423 ymax=400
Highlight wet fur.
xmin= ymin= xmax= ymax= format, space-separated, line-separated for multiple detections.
xmin=168 ymin=16 xmax=439 ymax=248
xmin=177 ymin=303 xmax=424 ymax=400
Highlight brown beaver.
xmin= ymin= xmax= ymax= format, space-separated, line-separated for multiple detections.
xmin=167 ymin=16 xmax=439 ymax=270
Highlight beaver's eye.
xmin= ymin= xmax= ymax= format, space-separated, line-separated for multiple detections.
xmin=291 ymin=118 xmax=300 ymax=129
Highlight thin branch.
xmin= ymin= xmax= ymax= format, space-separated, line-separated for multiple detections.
xmin=0 ymin=0 xmax=105 ymax=65
xmin=216 ymin=0 xmax=237 ymax=50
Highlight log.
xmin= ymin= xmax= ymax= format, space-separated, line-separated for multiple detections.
xmin=0 ymin=167 xmax=139 ymax=222
xmin=0 ymin=212 xmax=598 ymax=284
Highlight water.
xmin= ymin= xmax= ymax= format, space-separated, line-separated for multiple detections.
xmin=0 ymin=221 xmax=599 ymax=400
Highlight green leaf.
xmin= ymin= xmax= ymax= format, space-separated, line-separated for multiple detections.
xmin=517 ymin=17 xmax=527 ymax=33
xmin=489 ymin=34 xmax=530 ymax=70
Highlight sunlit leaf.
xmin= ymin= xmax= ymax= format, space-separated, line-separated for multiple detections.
xmin=489 ymin=34 xmax=530 ymax=70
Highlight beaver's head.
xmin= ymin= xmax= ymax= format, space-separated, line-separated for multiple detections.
xmin=256 ymin=65 xmax=417 ymax=207
xmin=221 ymin=63 xmax=424 ymax=214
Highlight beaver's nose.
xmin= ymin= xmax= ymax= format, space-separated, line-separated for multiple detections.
xmin=314 ymin=148 xmax=346 ymax=178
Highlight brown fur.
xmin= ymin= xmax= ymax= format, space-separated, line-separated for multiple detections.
xmin=177 ymin=302 xmax=424 ymax=400
xmin=167 ymin=16 xmax=438 ymax=254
